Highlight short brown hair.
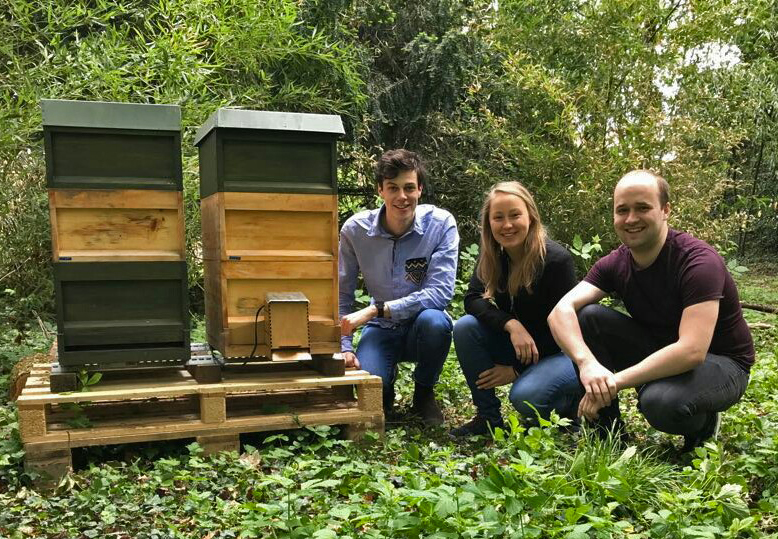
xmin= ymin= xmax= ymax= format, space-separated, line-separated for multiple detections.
xmin=620 ymin=169 xmax=670 ymax=206
xmin=374 ymin=149 xmax=427 ymax=189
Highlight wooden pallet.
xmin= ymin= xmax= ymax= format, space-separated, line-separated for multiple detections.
xmin=17 ymin=362 xmax=383 ymax=482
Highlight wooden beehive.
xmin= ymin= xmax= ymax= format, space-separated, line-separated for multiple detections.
xmin=54 ymin=261 xmax=190 ymax=367
xmin=42 ymin=99 xmax=190 ymax=369
xmin=195 ymin=109 xmax=344 ymax=358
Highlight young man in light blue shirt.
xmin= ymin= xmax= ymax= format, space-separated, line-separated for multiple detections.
xmin=339 ymin=149 xmax=459 ymax=425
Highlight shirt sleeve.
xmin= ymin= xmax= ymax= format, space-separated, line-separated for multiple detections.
xmin=463 ymin=261 xmax=513 ymax=334
xmin=338 ymin=223 xmax=359 ymax=353
xmin=384 ymin=214 xmax=459 ymax=321
xmin=679 ymin=247 xmax=726 ymax=308
xmin=583 ymin=250 xmax=617 ymax=294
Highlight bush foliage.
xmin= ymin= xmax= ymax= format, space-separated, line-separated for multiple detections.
xmin=2 ymin=0 xmax=776 ymax=321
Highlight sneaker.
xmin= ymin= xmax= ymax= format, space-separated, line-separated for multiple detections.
xmin=449 ymin=416 xmax=505 ymax=438
xmin=409 ymin=384 xmax=444 ymax=427
xmin=681 ymin=411 xmax=721 ymax=452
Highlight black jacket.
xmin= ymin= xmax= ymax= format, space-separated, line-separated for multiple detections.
xmin=464 ymin=238 xmax=577 ymax=363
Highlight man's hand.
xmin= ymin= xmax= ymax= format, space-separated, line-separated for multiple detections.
xmin=577 ymin=392 xmax=603 ymax=420
xmin=343 ymin=351 xmax=360 ymax=369
xmin=579 ymin=359 xmax=618 ymax=408
xmin=340 ymin=305 xmax=377 ymax=336
xmin=476 ymin=364 xmax=518 ymax=390
xmin=504 ymin=319 xmax=539 ymax=365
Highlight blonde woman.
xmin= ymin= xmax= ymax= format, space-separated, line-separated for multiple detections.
xmin=450 ymin=181 xmax=580 ymax=436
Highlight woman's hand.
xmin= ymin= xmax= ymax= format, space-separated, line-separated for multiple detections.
xmin=504 ymin=319 xmax=539 ymax=365
xmin=476 ymin=364 xmax=518 ymax=390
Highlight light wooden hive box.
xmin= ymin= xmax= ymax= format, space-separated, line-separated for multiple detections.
xmin=42 ymin=99 xmax=190 ymax=368
xmin=194 ymin=109 xmax=344 ymax=358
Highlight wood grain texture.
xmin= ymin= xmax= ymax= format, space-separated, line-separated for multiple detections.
xmin=50 ymin=189 xmax=185 ymax=261
xmin=18 ymin=362 xmax=384 ymax=462
xmin=50 ymin=189 xmax=181 ymax=209
xmin=224 ymin=209 xmax=333 ymax=254
xmin=223 ymin=192 xmax=336 ymax=212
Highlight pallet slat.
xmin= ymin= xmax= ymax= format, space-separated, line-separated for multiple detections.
xmin=19 ymin=360 xmax=384 ymax=481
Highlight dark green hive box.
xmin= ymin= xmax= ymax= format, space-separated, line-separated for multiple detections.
xmin=194 ymin=109 xmax=345 ymax=198
xmin=42 ymin=99 xmax=183 ymax=190
xmin=54 ymin=261 xmax=190 ymax=367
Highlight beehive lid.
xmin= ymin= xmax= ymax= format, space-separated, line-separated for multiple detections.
xmin=41 ymin=99 xmax=181 ymax=131
xmin=194 ymin=108 xmax=345 ymax=146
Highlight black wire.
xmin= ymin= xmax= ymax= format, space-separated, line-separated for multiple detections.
xmin=246 ymin=304 xmax=265 ymax=364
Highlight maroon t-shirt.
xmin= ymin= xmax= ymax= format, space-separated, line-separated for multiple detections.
xmin=584 ymin=229 xmax=754 ymax=371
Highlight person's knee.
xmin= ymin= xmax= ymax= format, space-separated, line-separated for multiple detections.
xmin=453 ymin=315 xmax=482 ymax=366
xmin=453 ymin=314 xmax=479 ymax=343
xmin=509 ymin=384 xmax=547 ymax=418
xmin=578 ymin=303 xmax=608 ymax=331
xmin=415 ymin=309 xmax=453 ymax=335
xmin=576 ymin=304 xmax=611 ymax=338
xmin=639 ymin=384 xmax=692 ymax=433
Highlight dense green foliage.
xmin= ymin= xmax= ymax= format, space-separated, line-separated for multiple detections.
xmin=0 ymin=2 xmax=777 ymax=534
xmin=1 ymin=0 xmax=776 ymax=322
xmin=0 ymin=273 xmax=776 ymax=537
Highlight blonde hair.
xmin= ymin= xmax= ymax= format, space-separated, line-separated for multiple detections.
xmin=476 ymin=181 xmax=547 ymax=297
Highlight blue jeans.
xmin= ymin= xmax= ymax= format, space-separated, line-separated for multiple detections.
xmin=356 ymin=309 xmax=453 ymax=409
xmin=454 ymin=314 xmax=580 ymax=424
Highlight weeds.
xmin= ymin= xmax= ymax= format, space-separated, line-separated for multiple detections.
xmin=0 ymin=275 xmax=775 ymax=537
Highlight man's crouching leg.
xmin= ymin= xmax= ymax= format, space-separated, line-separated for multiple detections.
xmin=637 ymin=352 xmax=749 ymax=451
xmin=405 ymin=309 xmax=453 ymax=426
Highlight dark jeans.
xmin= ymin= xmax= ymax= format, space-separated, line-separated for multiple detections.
xmin=356 ymin=309 xmax=452 ymax=409
xmin=454 ymin=315 xmax=580 ymax=425
xmin=577 ymin=304 xmax=749 ymax=438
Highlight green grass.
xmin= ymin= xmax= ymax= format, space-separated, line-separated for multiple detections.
xmin=0 ymin=272 xmax=776 ymax=538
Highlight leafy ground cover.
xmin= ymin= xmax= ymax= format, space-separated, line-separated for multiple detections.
xmin=0 ymin=273 xmax=776 ymax=539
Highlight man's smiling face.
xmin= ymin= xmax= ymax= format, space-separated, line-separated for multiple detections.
xmin=613 ymin=173 xmax=669 ymax=253
xmin=378 ymin=169 xmax=422 ymax=233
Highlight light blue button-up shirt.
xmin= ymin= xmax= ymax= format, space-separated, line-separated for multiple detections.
xmin=339 ymin=204 xmax=459 ymax=352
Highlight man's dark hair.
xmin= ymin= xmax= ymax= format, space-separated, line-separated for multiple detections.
xmin=374 ymin=149 xmax=427 ymax=189
xmin=642 ymin=169 xmax=671 ymax=207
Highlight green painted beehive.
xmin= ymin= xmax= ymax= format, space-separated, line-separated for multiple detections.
xmin=194 ymin=108 xmax=343 ymax=197
xmin=54 ymin=261 xmax=190 ymax=367
xmin=42 ymin=99 xmax=183 ymax=190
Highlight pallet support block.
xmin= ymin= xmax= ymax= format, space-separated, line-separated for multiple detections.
xmin=200 ymin=392 xmax=227 ymax=423
xmin=344 ymin=379 xmax=385 ymax=441
xmin=49 ymin=366 xmax=78 ymax=393
xmin=197 ymin=434 xmax=240 ymax=455
xmin=24 ymin=448 xmax=72 ymax=485
xmin=18 ymin=405 xmax=47 ymax=440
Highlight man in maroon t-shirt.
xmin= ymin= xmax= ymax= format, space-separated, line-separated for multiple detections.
xmin=548 ymin=170 xmax=753 ymax=451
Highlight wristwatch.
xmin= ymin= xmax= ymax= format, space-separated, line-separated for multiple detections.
xmin=375 ymin=301 xmax=385 ymax=318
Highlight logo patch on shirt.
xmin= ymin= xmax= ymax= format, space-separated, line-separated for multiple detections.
xmin=405 ymin=257 xmax=428 ymax=285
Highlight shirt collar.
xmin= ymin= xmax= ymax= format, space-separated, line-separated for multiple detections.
xmin=367 ymin=204 xmax=425 ymax=238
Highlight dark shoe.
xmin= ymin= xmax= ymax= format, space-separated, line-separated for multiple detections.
xmin=409 ymin=383 xmax=444 ymax=427
xmin=681 ymin=412 xmax=721 ymax=452
xmin=449 ymin=416 xmax=505 ymax=438
xmin=384 ymin=406 xmax=403 ymax=424
xmin=383 ymin=386 xmax=396 ymax=412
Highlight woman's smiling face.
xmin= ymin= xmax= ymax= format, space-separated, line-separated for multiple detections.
xmin=488 ymin=192 xmax=531 ymax=254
